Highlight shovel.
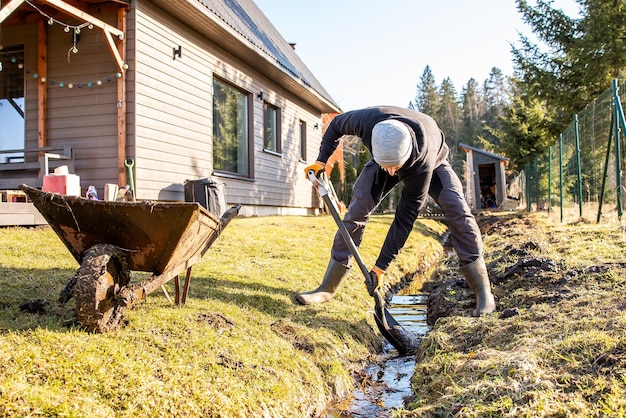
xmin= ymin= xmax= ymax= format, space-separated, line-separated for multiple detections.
xmin=307 ymin=170 xmax=420 ymax=355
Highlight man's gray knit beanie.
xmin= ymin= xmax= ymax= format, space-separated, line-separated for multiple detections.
xmin=371 ymin=120 xmax=413 ymax=167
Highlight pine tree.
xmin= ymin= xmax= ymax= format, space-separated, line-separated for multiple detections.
xmin=489 ymin=87 xmax=554 ymax=171
xmin=482 ymin=68 xmax=510 ymax=148
xmin=412 ymin=66 xmax=440 ymax=115
xmin=437 ymin=77 xmax=462 ymax=168
xmin=459 ymin=78 xmax=486 ymax=149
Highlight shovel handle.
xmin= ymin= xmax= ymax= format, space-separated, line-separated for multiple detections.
xmin=308 ymin=172 xmax=418 ymax=355
xmin=307 ymin=172 xmax=370 ymax=281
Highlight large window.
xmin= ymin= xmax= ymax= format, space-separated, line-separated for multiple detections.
xmin=263 ymin=102 xmax=280 ymax=153
xmin=0 ymin=46 xmax=25 ymax=162
xmin=213 ymin=78 xmax=250 ymax=176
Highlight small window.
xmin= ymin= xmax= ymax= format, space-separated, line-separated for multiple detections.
xmin=263 ymin=103 xmax=281 ymax=153
xmin=299 ymin=120 xmax=307 ymax=161
xmin=213 ymin=78 xmax=252 ymax=177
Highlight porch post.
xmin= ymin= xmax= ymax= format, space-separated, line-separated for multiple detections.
xmin=37 ymin=19 xmax=47 ymax=150
xmin=116 ymin=6 xmax=127 ymax=187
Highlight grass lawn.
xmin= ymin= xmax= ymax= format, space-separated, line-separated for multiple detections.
xmin=0 ymin=213 xmax=447 ymax=417
xmin=4 ymin=210 xmax=623 ymax=417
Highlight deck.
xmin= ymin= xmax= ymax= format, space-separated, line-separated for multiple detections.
xmin=0 ymin=202 xmax=47 ymax=226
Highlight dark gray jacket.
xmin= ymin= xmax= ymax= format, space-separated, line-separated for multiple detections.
xmin=316 ymin=106 xmax=450 ymax=269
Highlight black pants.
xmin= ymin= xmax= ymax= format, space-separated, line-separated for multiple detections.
xmin=330 ymin=160 xmax=483 ymax=267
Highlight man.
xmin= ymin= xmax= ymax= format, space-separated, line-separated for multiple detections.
xmin=296 ymin=106 xmax=496 ymax=317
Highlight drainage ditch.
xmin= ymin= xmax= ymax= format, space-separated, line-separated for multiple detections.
xmin=324 ymin=293 xmax=429 ymax=417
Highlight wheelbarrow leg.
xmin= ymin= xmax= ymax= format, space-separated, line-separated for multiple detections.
xmin=181 ymin=267 xmax=192 ymax=305
xmin=174 ymin=275 xmax=181 ymax=304
xmin=160 ymin=285 xmax=173 ymax=304
xmin=174 ymin=266 xmax=192 ymax=306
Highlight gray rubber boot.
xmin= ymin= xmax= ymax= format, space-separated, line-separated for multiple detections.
xmin=296 ymin=258 xmax=349 ymax=305
xmin=460 ymin=256 xmax=496 ymax=316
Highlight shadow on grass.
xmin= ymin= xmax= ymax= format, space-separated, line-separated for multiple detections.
xmin=179 ymin=275 xmax=377 ymax=342
xmin=0 ymin=265 xmax=376 ymax=350
xmin=0 ymin=266 xmax=77 ymax=332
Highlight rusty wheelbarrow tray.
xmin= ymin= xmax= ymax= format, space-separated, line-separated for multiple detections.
xmin=20 ymin=184 xmax=240 ymax=332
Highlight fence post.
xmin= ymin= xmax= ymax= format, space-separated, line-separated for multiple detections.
xmin=524 ymin=163 xmax=533 ymax=213
xmin=612 ymin=79 xmax=624 ymax=220
xmin=597 ymin=111 xmax=614 ymax=223
xmin=548 ymin=147 xmax=552 ymax=213
xmin=535 ymin=156 xmax=540 ymax=210
xmin=559 ymin=133 xmax=564 ymax=222
xmin=574 ymin=114 xmax=583 ymax=217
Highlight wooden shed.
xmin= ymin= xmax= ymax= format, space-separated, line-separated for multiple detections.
xmin=0 ymin=0 xmax=341 ymax=220
xmin=459 ymin=143 xmax=509 ymax=210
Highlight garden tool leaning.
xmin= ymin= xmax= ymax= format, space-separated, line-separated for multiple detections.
xmin=306 ymin=170 xmax=420 ymax=355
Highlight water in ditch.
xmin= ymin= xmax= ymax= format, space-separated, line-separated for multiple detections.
xmin=324 ymin=293 xmax=429 ymax=417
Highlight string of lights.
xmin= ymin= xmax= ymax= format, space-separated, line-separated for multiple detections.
xmin=1 ymin=48 xmax=121 ymax=88
xmin=25 ymin=0 xmax=94 ymax=33
xmin=0 ymin=1 xmax=121 ymax=88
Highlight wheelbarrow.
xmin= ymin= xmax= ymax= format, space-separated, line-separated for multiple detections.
xmin=20 ymin=184 xmax=240 ymax=333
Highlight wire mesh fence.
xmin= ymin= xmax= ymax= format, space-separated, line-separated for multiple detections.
xmin=521 ymin=79 xmax=626 ymax=224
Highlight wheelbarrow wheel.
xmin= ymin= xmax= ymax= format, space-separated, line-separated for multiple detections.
xmin=74 ymin=244 xmax=130 ymax=332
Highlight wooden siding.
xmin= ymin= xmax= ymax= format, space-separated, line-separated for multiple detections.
xmin=45 ymin=15 xmax=120 ymax=189
xmin=0 ymin=12 xmax=122 ymax=193
xmin=133 ymin=2 xmax=323 ymax=209
xmin=2 ymin=1 xmax=328 ymax=215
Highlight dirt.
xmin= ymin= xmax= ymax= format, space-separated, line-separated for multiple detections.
xmin=425 ymin=216 xmax=548 ymax=326
xmin=426 ymin=213 xmax=582 ymax=324
xmin=411 ymin=212 xmax=626 ymax=415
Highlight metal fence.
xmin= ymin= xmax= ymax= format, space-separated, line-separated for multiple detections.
xmin=521 ymin=79 xmax=626 ymax=224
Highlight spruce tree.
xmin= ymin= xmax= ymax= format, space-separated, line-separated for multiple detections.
xmin=413 ymin=66 xmax=440 ymax=115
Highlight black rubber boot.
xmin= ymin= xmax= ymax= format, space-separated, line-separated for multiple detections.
xmin=460 ymin=256 xmax=496 ymax=316
xmin=296 ymin=258 xmax=349 ymax=305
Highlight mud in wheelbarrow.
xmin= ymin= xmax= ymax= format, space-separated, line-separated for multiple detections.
xmin=20 ymin=184 xmax=240 ymax=333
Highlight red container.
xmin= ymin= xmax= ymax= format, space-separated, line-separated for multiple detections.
xmin=42 ymin=174 xmax=81 ymax=196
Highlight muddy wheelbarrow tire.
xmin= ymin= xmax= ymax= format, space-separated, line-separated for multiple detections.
xmin=74 ymin=244 xmax=130 ymax=333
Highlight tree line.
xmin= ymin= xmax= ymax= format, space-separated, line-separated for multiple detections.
xmin=332 ymin=0 xmax=626 ymax=209
xmin=411 ymin=0 xmax=626 ymax=173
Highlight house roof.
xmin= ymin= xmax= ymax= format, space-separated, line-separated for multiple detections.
xmin=149 ymin=0 xmax=341 ymax=114
xmin=459 ymin=143 xmax=509 ymax=163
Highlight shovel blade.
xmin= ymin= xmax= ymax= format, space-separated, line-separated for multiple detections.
xmin=373 ymin=292 xmax=420 ymax=355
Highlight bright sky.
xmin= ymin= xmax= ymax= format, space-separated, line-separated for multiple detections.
xmin=254 ymin=0 xmax=581 ymax=112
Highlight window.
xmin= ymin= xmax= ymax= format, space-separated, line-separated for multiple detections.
xmin=0 ymin=46 xmax=25 ymax=162
xmin=263 ymin=102 xmax=280 ymax=153
xmin=213 ymin=78 xmax=251 ymax=177
xmin=299 ymin=120 xmax=307 ymax=161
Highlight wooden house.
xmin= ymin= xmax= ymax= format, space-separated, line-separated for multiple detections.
xmin=459 ymin=142 xmax=509 ymax=210
xmin=0 ymin=0 xmax=341 ymax=219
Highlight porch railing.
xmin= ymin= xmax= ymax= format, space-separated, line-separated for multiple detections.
xmin=0 ymin=146 xmax=74 ymax=175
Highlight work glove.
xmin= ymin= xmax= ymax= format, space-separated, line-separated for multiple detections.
xmin=304 ymin=161 xmax=325 ymax=180
xmin=366 ymin=265 xmax=385 ymax=297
